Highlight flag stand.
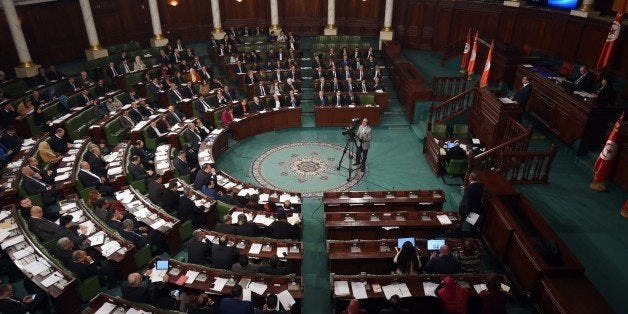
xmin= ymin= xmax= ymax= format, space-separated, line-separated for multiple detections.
xmin=620 ymin=200 xmax=628 ymax=218
xmin=589 ymin=181 xmax=607 ymax=191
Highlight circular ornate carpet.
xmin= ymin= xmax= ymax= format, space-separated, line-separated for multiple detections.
xmin=251 ymin=142 xmax=365 ymax=197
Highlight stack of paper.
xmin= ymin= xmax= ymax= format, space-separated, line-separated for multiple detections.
xmin=382 ymin=283 xmax=412 ymax=299
xmin=185 ymin=270 xmax=200 ymax=283
xmin=422 ymin=282 xmax=439 ymax=297
xmin=334 ymin=281 xmax=351 ymax=296
xmin=248 ymin=243 xmax=262 ymax=254
xmin=253 ymin=215 xmax=275 ymax=226
xmin=351 ymin=281 xmax=368 ymax=299
xmin=101 ymin=241 xmax=121 ymax=257
xmin=248 ymin=282 xmax=268 ymax=295
xmin=212 ymin=277 xmax=229 ymax=291
xmin=277 ymin=290 xmax=296 ymax=310
xmin=436 ymin=214 xmax=452 ymax=225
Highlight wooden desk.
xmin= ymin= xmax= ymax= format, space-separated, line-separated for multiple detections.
xmin=82 ymin=293 xmax=174 ymax=314
xmin=230 ymin=108 xmax=302 ymax=141
xmin=61 ymin=196 xmax=137 ymax=277
xmin=198 ymin=128 xmax=229 ymax=165
xmin=151 ymin=257 xmax=303 ymax=305
xmin=154 ymin=144 xmax=175 ymax=180
xmin=227 ymin=208 xmax=302 ymax=238
xmin=89 ymin=111 xmax=122 ymax=145
xmin=322 ymin=190 xmax=445 ymax=212
xmin=128 ymin=114 xmax=161 ymax=143
xmin=114 ymin=187 xmax=182 ymax=255
xmin=474 ymin=40 xmax=542 ymax=87
xmin=54 ymin=138 xmax=89 ymax=197
xmin=325 ymin=211 xmax=459 ymax=240
xmin=217 ymin=172 xmax=303 ymax=206
xmin=327 ymin=238 xmax=481 ymax=275
xmin=203 ymin=230 xmax=302 ymax=274
xmin=390 ymin=62 xmax=432 ymax=123
xmin=515 ymin=65 xmax=623 ymax=153
xmin=0 ymin=205 xmax=80 ymax=313
xmin=0 ymin=133 xmax=46 ymax=205
xmin=173 ymin=178 xmax=217 ymax=229
xmin=104 ymin=142 xmax=129 ymax=191
xmin=477 ymin=172 xmax=584 ymax=296
xmin=331 ymin=273 xmax=508 ymax=313
xmin=314 ymin=105 xmax=381 ymax=127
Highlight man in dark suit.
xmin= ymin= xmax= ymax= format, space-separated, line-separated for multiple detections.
xmin=1 ymin=126 xmax=23 ymax=153
xmin=27 ymin=156 xmax=55 ymax=184
xmin=287 ymin=90 xmax=301 ymax=108
xmin=77 ymin=71 xmax=93 ymax=87
xmin=259 ymin=255 xmax=289 ymax=275
xmin=458 ymin=171 xmax=484 ymax=228
xmin=78 ymin=161 xmax=113 ymax=195
xmin=52 ymin=237 xmax=74 ymax=265
xmin=0 ymin=282 xmax=49 ymax=314
xmin=256 ymin=81 xmax=269 ymax=97
xmin=184 ymin=123 xmax=203 ymax=151
xmin=147 ymin=175 xmax=166 ymax=206
xmin=128 ymin=155 xmax=155 ymax=183
xmin=67 ymin=249 xmax=116 ymax=288
xmin=188 ymin=230 xmax=212 ymax=265
xmin=211 ymin=235 xmax=239 ymax=270
xmin=193 ymin=163 xmax=216 ymax=191
xmin=173 ymin=150 xmax=198 ymax=181
xmin=53 ymin=215 xmax=87 ymax=248
xmin=345 ymin=91 xmax=360 ymax=106
xmin=568 ymin=65 xmax=595 ymax=92
xmin=446 ymin=141 xmax=467 ymax=161
xmin=215 ymin=214 xmax=237 ymax=234
xmin=167 ymin=83 xmax=184 ymax=104
xmin=511 ymin=76 xmax=532 ymax=110
xmin=86 ymin=145 xmax=108 ymax=178
xmin=48 ymin=128 xmax=70 ymax=155
xmin=121 ymin=272 xmax=152 ymax=303
xmin=128 ymin=102 xmax=146 ymax=123
xmin=370 ymin=77 xmax=385 ymax=92
xmin=178 ymin=188 xmax=206 ymax=228
xmin=28 ymin=206 xmax=62 ymax=241
xmin=218 ymin=285 xmax=254 ymax=314
xmin=21 ymin=167 xmax=59 ymax=206
xmin=331 ymin=90 xmax=345 ymax=107
xmin=106 ymin=62 xmax=120 ymax=78
xmin=119 ymin=59 xmax=132 ymax=74
xmin=234 ymin=214 xmax=257 ymax=237
xmin=424 ymin=244 xmax=460 ymax=274
xmin=179 ymin=82 xmax=196 ymax=99
xmin=592 ymin=76 xmax=614 ymax=106
xmin=162 ymin=181 xmax=181 ymax=213
xmin=270 ymin=213 xmax=299 ymax=240
xmin=315 ymin=91 xmax=329 ymax=107
xmin=232 ymin=99 xmax=249 ymax=118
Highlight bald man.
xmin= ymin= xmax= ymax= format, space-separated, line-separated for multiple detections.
xmin=424 ymin=244 xmax=460 ymax=274
xmin=77 ymin=161 xmax=113 ymax=195
xmin=20 ymin=166 xmax=59 ymax=206
xmin=121 ymin=273 xmax=152 ymax=303
xmin=29 ymin=206 xmax=62 ymax=241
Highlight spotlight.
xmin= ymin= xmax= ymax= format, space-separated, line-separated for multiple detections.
xmin=169 ymin=0 xmax=179 ymax=6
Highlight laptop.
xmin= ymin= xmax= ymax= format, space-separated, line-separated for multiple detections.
xmin=446 ymin=142 xmax=455 ymax=149
xmin=397 ymin=237 xmax=415 ymax=248
xmin=427 ymin=239 xmax=446 ymax=251
xmin=155 ymin=260 xmax=169 ymax=270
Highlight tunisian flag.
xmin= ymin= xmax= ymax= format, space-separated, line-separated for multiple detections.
xmin=597 ymin=0 xmax=625 ymax=69
xmin=480 ymin=40 xmax=494 ymax=88
xmin=592 ymin=112 xmax=624 ymax=189
xmin=460 ymin=28 xmax=472 ymax=71
xmin=467 ymin=31 xmax=479 ymax=76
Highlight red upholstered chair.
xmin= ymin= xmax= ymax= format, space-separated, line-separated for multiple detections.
xmin=559 ymin=60 xmax=574 ymax=77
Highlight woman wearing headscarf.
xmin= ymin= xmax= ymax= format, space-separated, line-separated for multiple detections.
xmin=38 ymin=141 xmax=62 ymax=164
xmin=436 ymin=276 xmax=470 ymax=314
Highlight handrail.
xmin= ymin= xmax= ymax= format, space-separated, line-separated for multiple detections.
xmin=441 ymin=37 xmax=467 ymax=66
xmin=427 ymin=88 xmax=475 ymax=130
xmin=499 ymin=144 xmax=558 ymax=184
xmin=431 ymin=76 xmax=467 ymax=101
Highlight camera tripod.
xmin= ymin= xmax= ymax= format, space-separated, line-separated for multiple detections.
xmin=337 ymin=133 xmax=359 ymax=181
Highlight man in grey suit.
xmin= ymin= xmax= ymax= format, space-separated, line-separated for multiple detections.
xmin=353 ymin=118 xmax=372 ymax=171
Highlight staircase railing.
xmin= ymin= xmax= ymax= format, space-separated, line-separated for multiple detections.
xmin=432 ymin=76 xmax=467 ymax=101
xmin=441 ymin=37 xmax=467 ymax=67
xmin=498 ymin=145 xmax=558 ymax=183
xmin=427 ymin=88 xmax=476 ymax=131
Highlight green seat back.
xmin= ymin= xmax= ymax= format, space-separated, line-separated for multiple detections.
xmin=133 ymin=245 xmax=152 ymax=269
xmin=445 ymin=159 xmax=468 ymax=176
xmin=78 ymin=276 xmax=101 ymax=302
xmin=453 ymin=124 xmax=470 ymax=139
xmin=131 ymin=181 xmax=147 ymax=194
xmin=216 ymin=201 xmax=234 ymax=222
xmin=432 ymin=123 xmax=447 ymax=138
xmin=179 ymin=220 xmax=193 ymax=241
xmin=142 ymin=128 xmax=157 ymax=150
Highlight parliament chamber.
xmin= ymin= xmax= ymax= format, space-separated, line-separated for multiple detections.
xmin=0 ymin=0 xmax=626 ymax=313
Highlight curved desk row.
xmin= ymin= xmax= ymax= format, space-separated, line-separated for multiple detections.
xmin=230 ymin=107 xmax=302 ymax=141
xmin=322 ymin=189 xmax=446 ymax=212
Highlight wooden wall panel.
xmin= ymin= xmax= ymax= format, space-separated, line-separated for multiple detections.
xmin=221 ymin=0 xmax=269 ymax=29
xmin=279 ymin=0 xmax=324 ymax=35
xmin=158 ymin=0 xmax=213 ymax=42
xmin=0 ymin=13 xmax=19 ymax=75
xmin=336 ymin=0 xmax=385 ymax=35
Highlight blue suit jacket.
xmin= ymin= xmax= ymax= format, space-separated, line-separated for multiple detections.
xmin=218 ymin=297 xmax=254 ymax=314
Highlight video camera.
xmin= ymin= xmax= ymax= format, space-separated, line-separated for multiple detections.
xmin=342 ymin=118 xmax=361 ymax=138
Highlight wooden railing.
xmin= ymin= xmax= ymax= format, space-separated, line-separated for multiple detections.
xmin=441 ymin=37 xmax=467 ymax=67
xmin=427 ymin=88 xmax=476 ymax=130
xmin=465 ymin=116 xmax=533 ymax=183
xmin=499 ymin=145 xmax=558 ymax=183
xmin=432 ymin=76 xmax=467 ymax=101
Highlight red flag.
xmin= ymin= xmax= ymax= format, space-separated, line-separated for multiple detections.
xmin=460 ymin=28 xmax=472 ymax=70
xmin=593 ymin=112 xmax=624 ymax=183
xmin=597 ymin=0 xmax=625 ymax=69
xmin=480 ymin=40 xmax=494 ymax=88
xmin=467 ymin=31 xmax=479 ymax=75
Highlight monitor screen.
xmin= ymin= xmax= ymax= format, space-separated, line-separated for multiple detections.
xmin=547 ymin=0 xmax=578 ymax=9
xmin=427 ymin=239 xmax=446 ymax=251
xmin=156 ymin=260 xmax=169 ymax=270
xmin=397 ymin=237 xmax=415 ymax=248
xmin=446 ymin=142 xmax=455 ymax=149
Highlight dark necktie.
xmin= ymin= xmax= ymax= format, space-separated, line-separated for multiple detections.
xmin=174 ymin=90 xmax=182 ymax=101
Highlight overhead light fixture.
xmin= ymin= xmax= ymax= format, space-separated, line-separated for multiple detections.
xmin=169 ymin=0 xmax=179 ymax=6
xmin=236 ymin=0 xmax=243 ymax=2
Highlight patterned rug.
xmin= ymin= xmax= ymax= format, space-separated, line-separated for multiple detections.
xmin=251 ymin=142 xmax=365 ymax=197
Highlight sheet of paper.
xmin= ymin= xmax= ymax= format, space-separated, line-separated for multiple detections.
xmin=248 ymin=282 xmax=268 ymax=295
xmin=351 ymin=281 xmax=368 ymax=299
xmin=40 ymin=272 xmax=62 ymax=287
xmin=287 ymin=215 xmax=301 ymax=225
xmin=0 ymin=211 xmax=10 ymax=221
xmin=474 ymin=283 xmax=488 ymax=294
xmin=423 ymin=282 xmax=439 ymax=297
xmin=465 ymin=212 xmax=480 ymax=225
xmin=101 ymin=240 xmax=121 ymax=257
xmin=88 ymin=233 xmax=105 ymax=246
xmin=0 ymin=229 xmax=10 ymax=242
xmin=1 ymin=235 xmax=24 ymax=249
xmin=334 ymin=281 xmax=351 ymax=296
xmin=382 ymin=283 xmax=412 ymax=299
xmin=279 ymin=194 xmax=291 ymax=202
xmin=150 ymin=267 xmax=167 ymax=283
xmin=253 ymin=215 xmax=275 ymax=226
xmin=277 ymin=290 xmax=296 ymax=311
xmin=258 ymin=193 xmax=270 ymax=203
xmin=276 ymin=247 xmax=288 ymax=258
xmin=94 ymin=302 xmax=116 ymax=314
xmin=185 ymin=270 xmax=200 ymax=284
xmin=242 ymin=287 xmax=252 ymax=301
xmin=499 ymin=97 xmax=515 ymax=104
xmin=501 ymin=283 xmax=511 ymax=292
xmin=150 ymin=219 xmax=167 ymax=230
xmin=436 ymin=214 xmax=452 ymax=225
xmin=212 ymin=277 xmax=229 ymax=291
xmin=248 ymin=243 xmax=262 ymax=254
xmin=11 ymin=246 xmax=34 ymax=260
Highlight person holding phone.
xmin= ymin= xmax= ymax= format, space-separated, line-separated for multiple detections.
xmin=0 ymin=282 xmax=49 ymax=313
xmin=393 ymin=241 xmax=421 ymax=275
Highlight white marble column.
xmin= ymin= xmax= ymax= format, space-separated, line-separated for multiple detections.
xmin=571 ymin=0 xmax=600 ymax=17
xmin=210 ymin=0 xmax=226 ymax=39
xmin=379 ymin=0 xmax=394 ymax=49
xmin=269 ymin=0 xmax=282 ymax=35
xmin=324 ymin=0 xmax=338 ymax=35
xmin=79 ymin=0 xmax=108 ymax=60
xmin=1 ymin=0 xmax=39 ymax=77
xmin=148 ymin=0 xmax=168 ymax=47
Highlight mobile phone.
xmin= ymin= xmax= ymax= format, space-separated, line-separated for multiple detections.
xmin=172 ymin=290 xmax=180 ymax=297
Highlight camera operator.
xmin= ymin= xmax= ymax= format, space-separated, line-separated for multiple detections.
xmin=353 ymin=118 xmax=371 ymax=171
